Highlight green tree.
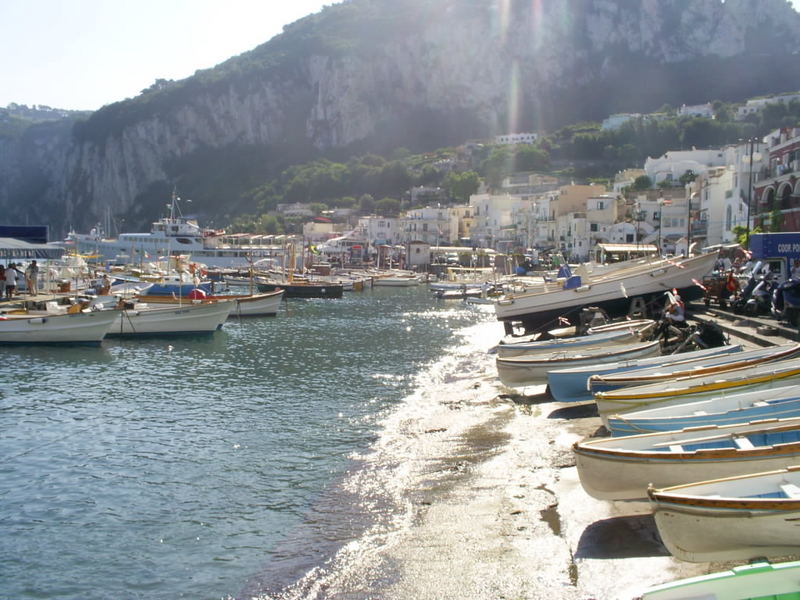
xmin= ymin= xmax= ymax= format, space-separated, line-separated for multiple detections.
xmin=678 ymin=170 xmax=697 ymax=185
xmin=444 ymin=171 xmax=480 ymax=202
xmin=309 ymin=202 xmax=329 ymax=216
xmin=633 ymin=175 xmax=652 ymax=190
xmin=358 ymin=193 xmax=375 ymax=214
xmin=375 ymin=197 xmax=401 ymax=216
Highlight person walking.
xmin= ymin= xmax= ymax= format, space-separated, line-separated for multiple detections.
xmin=25 ymin=260 xmax=40 ymax=296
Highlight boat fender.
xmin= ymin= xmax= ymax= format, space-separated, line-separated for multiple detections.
xmin=29 ymin=317 xmax=46 ymax=324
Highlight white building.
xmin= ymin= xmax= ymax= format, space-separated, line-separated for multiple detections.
xmin=469 ymin=193 xmax=533 ymax=249
xmin=358 ymin=215 xmax=401 ymax=246
xmin=736 ymin=93 xmax=800 ymax=120
xmin=400 ymin=206 xmax=458 ymax=245
xmin=494 ymin=132 xmax=539 ymax=145
xmin=678 ymin=103 xmax=714 ymax=119
xmin=643 ymin=148 xmax=728 ymax=186
xmin=555 ymin=212 xmax=590 ymax=261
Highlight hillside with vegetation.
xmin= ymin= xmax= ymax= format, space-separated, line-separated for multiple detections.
xmin=1 ymin=0 xmax=799 ymax=236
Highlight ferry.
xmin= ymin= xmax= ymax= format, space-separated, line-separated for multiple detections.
xmin=66 ymin=193 xmax=284 ymax=269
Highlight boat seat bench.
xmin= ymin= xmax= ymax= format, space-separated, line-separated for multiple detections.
xmin=781 ymin=483 xmax=800 ymax=498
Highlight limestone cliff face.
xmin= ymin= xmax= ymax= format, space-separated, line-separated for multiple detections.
xmin=3 ymin=0 xmax=799 ymax=233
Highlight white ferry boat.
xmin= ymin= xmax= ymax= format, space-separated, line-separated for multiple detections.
xmin=67 ymin=194 xmax=284 ymax=269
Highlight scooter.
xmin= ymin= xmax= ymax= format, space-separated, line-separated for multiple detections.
xmin=731 ymin=261 xmax=776 ymax=316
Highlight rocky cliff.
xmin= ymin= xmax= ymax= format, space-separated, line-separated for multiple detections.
xmin=2 ymin=0 xmax=799 ymax=234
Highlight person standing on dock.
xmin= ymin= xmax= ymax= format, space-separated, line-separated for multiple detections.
xmin=25 ymin=260 xmax=39 ymax=296
xmin=5 ymin=263 xmax=19 ymax=298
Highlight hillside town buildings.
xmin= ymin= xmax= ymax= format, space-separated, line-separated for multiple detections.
xmin=304 ymin=93 xmax=800 ymax=265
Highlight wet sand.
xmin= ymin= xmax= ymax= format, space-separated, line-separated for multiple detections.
xmin=371 ymin=348 xmax=744 ymax=599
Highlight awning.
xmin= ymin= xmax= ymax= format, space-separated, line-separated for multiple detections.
xmin=0 ymin=238 xmax=65 ymax=260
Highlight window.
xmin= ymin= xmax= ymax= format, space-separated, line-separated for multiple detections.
xmin=590 ymin=223 xmax=598 ymax=232
xmin=726 ymin=206 xmax=732 ymax=230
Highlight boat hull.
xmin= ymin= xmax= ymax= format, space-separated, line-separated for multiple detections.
xmin=496 ymin=327 xmax=642 ymax=358
xmin=227 ymin=290 xmax=284 ymax=317
xmin=106 ymin=300 xmax=233 ymax=336
xmin=547 ymin=344 xmax=742 ymax=403
xmin=256 ymin=282 xmax=343 ymax=298
xmin=574 ymin=418 xmax=800 ymax=500
xmin=641 ymin=560 xmax=800 ymax=600
xmin=649 ymin=467 xmax=800 ymax=562
xmin=0 ymin=310 xmax=119 ymax=344
xmin=607 ymin=385 xmax=800 ymax=436
xmin=496 ymin=340 xmax=661 ymax=387
xmin=494 ymin=253 xmax=718 ymax=333
xmin=594 ymin=360 xmax=800 ymax=425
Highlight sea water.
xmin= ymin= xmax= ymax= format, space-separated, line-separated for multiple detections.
xmin=0 ymin=286 xmax=502 ymax=600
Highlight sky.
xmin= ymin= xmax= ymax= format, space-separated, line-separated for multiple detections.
xmin=2 ymin=0 xmax=797 ymax=112
xmin=1 ymin=0 xmax=335 ymax=111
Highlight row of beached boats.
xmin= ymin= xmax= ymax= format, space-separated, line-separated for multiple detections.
xmin=492 ymin=314 xmax=800 ymax=597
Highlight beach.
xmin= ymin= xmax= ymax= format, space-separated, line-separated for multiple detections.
xmin=310 ymin=315 xmax=793 ymax=600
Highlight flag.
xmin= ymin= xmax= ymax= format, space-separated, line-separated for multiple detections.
xmin=659 ymin=197 xmax=672 ymax=206
xmin=558 ymin=316 xmax=570 ymax=326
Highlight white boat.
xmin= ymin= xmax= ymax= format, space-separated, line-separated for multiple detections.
xmin=372 ymin=274 xmax=420 ymax=287
xmin=136 ymin=289 xmax=284 ymax=318
xmin=67 ymin=191 xmax=282 ymax=269
xmin=649 ymin=465 xmax=800 ymax=562
xmin=106 ymin=299 xmax=233 ymax=336
xmin=589 ymin=342 xmax=800 ymax=396
xmin=574 ymin=416 xmax=800 ymax=500
xmin=547 ymin=344 xmax=743 ymax=403
xmin=226 ymin=290 xmax=284 ymax=317
xmin=607 ymin=384 xmax=800 ymax=436
xmin=593 ymin=358 xmax=800 ymax=425
xmin=640 ymin=559 xmax=800 ymax=600
xmin=494 ymin=252 xmax=719 ymax=334
xmin=496 ymin=340 xmax=661 ymax=387
xmin=496 ymin=327 xmax=645 ymax=358
xmin=0 ymin=308 xmax=119 ymax=344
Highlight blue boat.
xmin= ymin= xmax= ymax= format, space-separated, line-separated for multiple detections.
xmin=607 ymin=384 xmax=800 ymax=436
xmin=546 ymin=344 xmax=742 ymax=402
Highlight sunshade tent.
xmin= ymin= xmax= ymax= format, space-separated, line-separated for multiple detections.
xmin=0 ymin=238 xmax=65 ymax=260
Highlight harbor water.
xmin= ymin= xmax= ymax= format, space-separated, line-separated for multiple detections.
xmin=0 ymin=286 xmax=503 ymax=600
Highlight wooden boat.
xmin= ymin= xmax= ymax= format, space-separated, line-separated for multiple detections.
xmin=649 ymin=465 xmax=800 ymax=562
xmin=588 ymin=342 xmax=800 ymax=395
xmin=593 ymin=358 xmax=800 ymax=425
xmin=640 ymin=559 xmax=800 ymax=600
xmin=106 ymin=299 xmax=233 ymax=336
xmin=547 ymin=344 xmax=742 ymax=403
xmin=574 ymin=416 xmax=800 ymax=500
xmin=137 ymin=289 xmax=285 ymax=317
xmin=496 ymin=327 xmax=644 ymax=358
xmin=496 ymin=340 xmax=661 ymax=387
xmin=494 ymin=252 xmax=719 ymax=334
xmin=225 ymin=290 xmax=284 ymax=317
xmin=607 ymin=384 xmax=800 ymax=436
xmin=0 ymin=308 xmax=119 ymax=344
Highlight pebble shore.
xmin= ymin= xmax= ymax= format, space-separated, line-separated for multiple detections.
xmin=367 ymin=313 xmax=798 ymax=600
